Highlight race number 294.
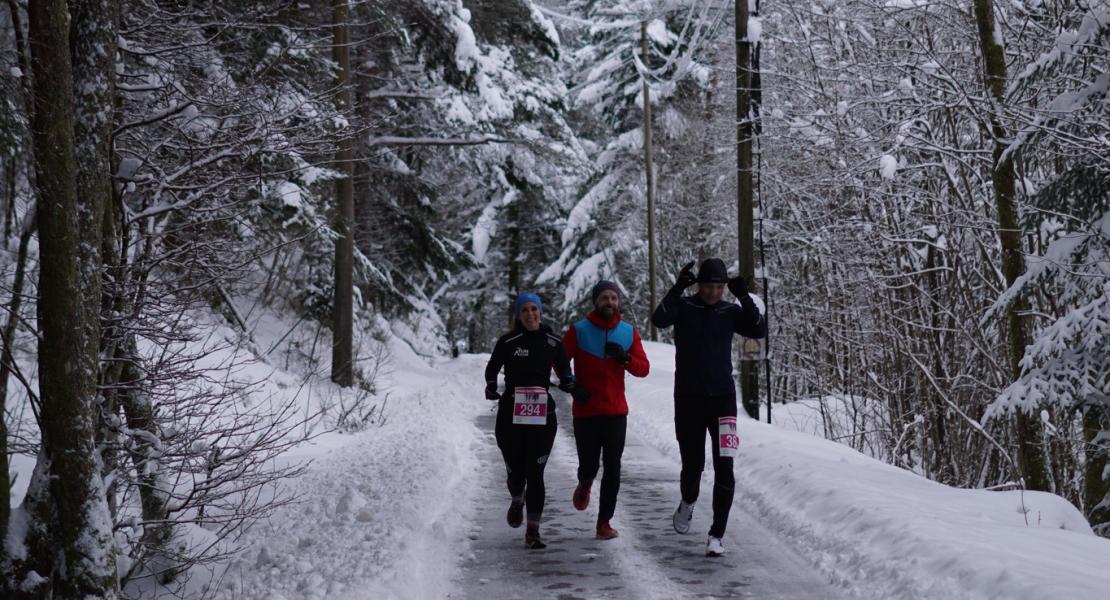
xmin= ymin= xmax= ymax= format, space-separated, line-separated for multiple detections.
xmin=513 ymin=386 xmax=548 ymax=425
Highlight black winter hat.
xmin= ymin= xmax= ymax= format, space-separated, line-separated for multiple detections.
xmin=696 ymin=258 xmax=729 ymax=283
xmin=591 ymin=280 xmax=621 ymax=304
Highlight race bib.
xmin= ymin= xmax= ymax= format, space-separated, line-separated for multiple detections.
xmin=718 ymin=416 xmax=739 ymax=458
xmin=512 ymin=386 xmax=548 ymax=425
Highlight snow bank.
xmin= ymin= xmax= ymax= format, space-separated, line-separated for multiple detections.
xmin=209 ymin=334 xmax=486 ymax=600
xmin=627 ymin=341 xmax=1110 ymax=600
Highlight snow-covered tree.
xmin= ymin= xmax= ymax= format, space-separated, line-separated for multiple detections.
xmin=538 ymin=0 xmax=719 ymax=323
xmin=981 ymin=3 xmax=1110 ymax=531
xmin=335 ymin=0 xmax=588 ymax=351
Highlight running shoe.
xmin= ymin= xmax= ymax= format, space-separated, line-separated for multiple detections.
xmin=572 ymin=481 xmax=591 ymax=511
xmin=595 ymin=520 xmax=620 ymax=540
xmin=506 ymin=498 xmax=524 ymax=528
xmin=524 ymin=527 xmax=547 ymax=549
xmin=706 ymin=536 xmax=725 ymax=557
xmin=672 ymin=500 xmax=694 ymax=534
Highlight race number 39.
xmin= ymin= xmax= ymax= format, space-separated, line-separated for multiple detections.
xmin=718 ymin=416 xmax=739 ymax=458
xmin=513 ymin=386 xmax=548 ymax=425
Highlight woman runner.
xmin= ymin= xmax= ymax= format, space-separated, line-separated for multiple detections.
xmin=484 ymin=292 xmax=578 ymax=549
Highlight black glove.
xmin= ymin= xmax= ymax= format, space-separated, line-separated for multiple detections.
xmin=605 ymin=341 xmax=630 ymax=365
xmin=672 ymin=261 xmax=697 ymax=293
xmin=727 ymin=275 xmax=748 ymax=299
xmin=571 ymin=384 xmax=591 ymax=404
xmin=484 ymin=382 xmax=500 ymax=401
xmin=557 ymin=377 xmax=575 ymax=394
xmin=728 ymin=276 xmax=758 ymax=312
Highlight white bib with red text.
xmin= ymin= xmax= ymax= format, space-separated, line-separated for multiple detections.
xmin=512 ymin=386 xmax=548 ymax=425
xmin=718 ymin=416 xmax=739 ymax=458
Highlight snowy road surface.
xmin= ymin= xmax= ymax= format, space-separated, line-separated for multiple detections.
xmin=207 ymin=345 xmax=1110 ymax=600
xmin=454 ymin=396 xmax=840 ymax=599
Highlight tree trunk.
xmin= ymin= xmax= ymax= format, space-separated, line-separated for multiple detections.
xmin=331 ymin=0 xmax=354 ymax=387
xmin=119 ymin=344 xmax=172 ymax=555
xmin=641 ymin=20 xmax=657 ymax=341
xmin=736 ymin=0 xmax=758 ymax=419
xmin=21 ymin=0 xmax=119 ymax=595
xmin=971 ymin=0 xmax=1047 ymax=491
xmin=506 ymin=190 xmax=521 ymax=328
xmin=100 ymin=178 xmax=174 ymax=562
xmin=1083 ymin=405 xmax=1109 ymax=536
xmin=72 ymin=0 xmax=119 ymax=514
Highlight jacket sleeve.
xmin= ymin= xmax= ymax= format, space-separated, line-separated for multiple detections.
xmin=731 ymin=299 xmax=767 ymax=339
xmin=484 ymin=337 xmax=505 ymax=386
xmin=624 ymin=328 xmax=650 ymax=378
xmin=651 ymin=289 xmax=684 ymax=329
xmin=562 ymin=325 xmax=578 ymax=360
xmin=552 ymin=338 xmax=573 ymax=383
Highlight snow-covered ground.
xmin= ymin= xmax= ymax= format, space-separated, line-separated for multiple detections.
xmin=205 ymin=335 xmax=487 ymax=600
xmin=14 ymin=324 xmax=1105 ymax=598
xmin=198 ymin=338 xmax=1110 ymax=599
xmin=628 ymin=343 xmax=1110 ymax=600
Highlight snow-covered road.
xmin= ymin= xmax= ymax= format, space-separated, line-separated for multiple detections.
xmin=455 ymin=396 xmax=840 ymax=599
xmin=204 ymin=341 xmax=1110 ymax=600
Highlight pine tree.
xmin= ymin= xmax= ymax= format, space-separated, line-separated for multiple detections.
xmin=539 ymin=0 xmax=717 ymax=319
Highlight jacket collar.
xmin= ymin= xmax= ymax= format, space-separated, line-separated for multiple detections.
xmin=514 ymin=322 xmax=553 ymax=335
xmin=586 ymin=310 xmax=621 ymax=331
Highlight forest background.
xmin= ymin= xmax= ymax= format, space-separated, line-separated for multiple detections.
xmin=0 ymin=0 xmax=1106 ymax=597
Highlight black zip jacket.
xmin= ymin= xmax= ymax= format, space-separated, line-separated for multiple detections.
xmin=485 ymin=323 xmax=573 ymax=407
xmin=651 ymin=290 xmax=766 ymax=397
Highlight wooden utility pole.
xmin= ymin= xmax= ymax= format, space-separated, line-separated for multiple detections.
xmin=736 ymin=0 xmax=758 ymax=419
xmin=642 ymin=20 xmax=658 ymax=340
xmin=332 ymin=0 xmax=354 ymax=387
xmin=972 ymin=0 xmax=1047 ymax=491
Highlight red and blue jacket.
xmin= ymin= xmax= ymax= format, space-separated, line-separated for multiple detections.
xmin=563 ymin=311 xmax=650 ymax=418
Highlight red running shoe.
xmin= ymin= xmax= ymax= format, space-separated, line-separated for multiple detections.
xmin=572 ymin=482 xmax=591 ymax=511
xmin=595 ymin=520 xmax=620 ymax=540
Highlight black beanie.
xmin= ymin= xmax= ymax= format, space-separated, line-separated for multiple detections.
xmin=696 ymin=258 xmax=729 ymax=283
xmin=591 ymin=280 xmax=621 ymax=304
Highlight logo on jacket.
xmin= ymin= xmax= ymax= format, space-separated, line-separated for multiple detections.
xmin=514 ymin=347 xmax=529 ymax=357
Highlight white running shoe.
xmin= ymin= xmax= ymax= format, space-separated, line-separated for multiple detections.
xmin=672 ymin=501 xmax=694 ymax=534
xmin=706 ymin=536 xmax=725 ymax=557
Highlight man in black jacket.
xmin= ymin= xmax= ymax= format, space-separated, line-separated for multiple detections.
xmin=651 ymin=258 xmax=766 ymax=557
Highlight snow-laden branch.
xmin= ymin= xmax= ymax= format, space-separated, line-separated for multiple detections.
xmin=535 ymin=5 xmax=594 ymax=27
xmin=114 ymin=101 xmax=190 ymax=135
xmin=1001 ymin=72 xmax=1110 ymax=162
xmin=1008 ymin=9 xmax=1110 ymax=97
xmin=365 ymin=135 xmax=519 ymax=147
xmin=363 ymin=89 xmax=440 ymax=100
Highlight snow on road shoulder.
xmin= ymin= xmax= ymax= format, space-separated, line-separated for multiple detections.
xmin=627 ymin=341 xmax=1110 ymax=600
xmin=210 ymin=343 xmax=487 ymax=600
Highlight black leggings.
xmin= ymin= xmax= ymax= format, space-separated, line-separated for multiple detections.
xmin=675 ymin=396 xmax=736 ymax=537
xmin=495 ymin=404 xmax=557 ymax=523
xmin=573 ymin=415 xmax=627 ymax=521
